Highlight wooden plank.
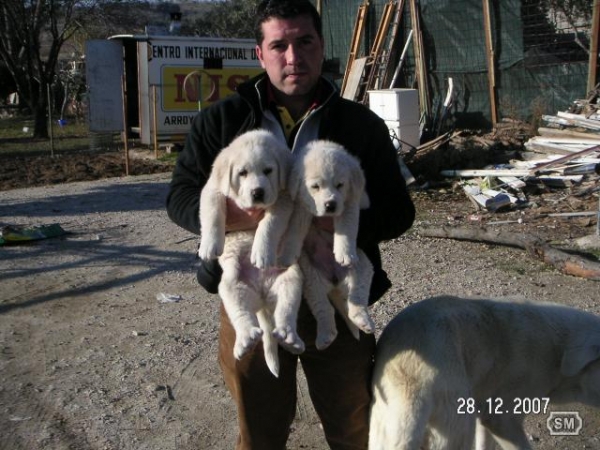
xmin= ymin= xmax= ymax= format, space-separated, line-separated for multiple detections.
xmin=556 ymin=111 xmax=600 ymax=130
xmin=529 ymin=144 xmax=600 ymax=173
xmin=341 ymin=1 xmax=369 ymax=95
xmin=588 ymin=0 xmax=599 ymax=93
xmin=342 ymin=57 xmax=368 ymax=100
xmin=482 ymin=0 xmax=498 ymax=125
xmin=537 ymin=127 xmax=600 ymax=140
xmin=409 ymin=0 xmax=430 ymax=118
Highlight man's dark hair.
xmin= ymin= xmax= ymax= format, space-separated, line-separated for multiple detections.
xmin=254 ymin=0 xmax=323 ymax=45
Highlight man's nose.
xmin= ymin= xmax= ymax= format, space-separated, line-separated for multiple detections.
xmin=286 ymin=44 xmax=300 ymax=64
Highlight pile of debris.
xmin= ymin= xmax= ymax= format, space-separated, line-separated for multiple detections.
xmin=438 ymin=86 xmax=600 ymax=225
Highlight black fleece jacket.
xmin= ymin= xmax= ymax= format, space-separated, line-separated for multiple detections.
xmin=166 ymin=73 xmax=415 ymax=302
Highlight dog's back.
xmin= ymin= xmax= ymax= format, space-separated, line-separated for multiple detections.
xmin=369 ymin=296 xmax=600 ymax=450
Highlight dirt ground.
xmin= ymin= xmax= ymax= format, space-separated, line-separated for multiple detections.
xmin=1 ymin=149 xmax=599 ymax=449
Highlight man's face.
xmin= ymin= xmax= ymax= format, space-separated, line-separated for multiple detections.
xmin=256 ymin=14 xmax=324 ymax=99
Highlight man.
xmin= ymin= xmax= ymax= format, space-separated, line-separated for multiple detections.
xmin=166 ymin=1 xmax=415 ymax=448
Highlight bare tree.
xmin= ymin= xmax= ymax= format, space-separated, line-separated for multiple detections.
xmin=0 ymin=0 xmax=103 ymax=138
xmin=193 ymin=0 xmax=260 ymax=38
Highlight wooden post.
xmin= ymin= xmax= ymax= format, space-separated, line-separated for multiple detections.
xmin=121 ymin=74 xmax=130 ymax=176
xmin=482 ymin=0 xmax=498 ymax=126
xmin=409 ymin=0 xmax=430 ymax=119
xmin=588 ymin=0 xmax=599 ymax=93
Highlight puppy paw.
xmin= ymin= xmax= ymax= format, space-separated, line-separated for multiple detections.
xmin=273 ymin=327 xmax=305 ymax=354
xmin=349 ymin=310 xmax=375 ymax=335
xmin=334 ymin=248 xmax=358 ymax=267
xmin=251 ymin=247 xmax=276 ymax=269
xmin=233 ymin=327 xmax=263 ymax=360
xmin=198 ymin=240 xmax=222 ymax=261
xmin=315 ymin=328 xmax=338 ymax=350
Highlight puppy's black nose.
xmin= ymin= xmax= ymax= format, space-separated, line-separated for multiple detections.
xmin=325 ymin=200 xmax=337 ymax=213
xmin=251 ymin=188 xmax=265 ymax=202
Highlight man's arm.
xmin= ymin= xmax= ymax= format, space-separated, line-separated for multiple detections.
xmin=166 ymin=122 xmax=207 ymax=235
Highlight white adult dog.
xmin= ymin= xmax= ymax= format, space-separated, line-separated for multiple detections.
xmin=280 ymin=140 xmax=374 ymax=350
xmin=369 ymin=295 xmax=600 ymax=450
xmin=198 ymin=129 xmax=304 ymax=377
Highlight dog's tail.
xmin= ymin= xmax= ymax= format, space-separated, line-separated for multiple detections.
xmin=257 ymin=309 xmax=279 ymax=377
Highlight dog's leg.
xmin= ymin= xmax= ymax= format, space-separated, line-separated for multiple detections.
xmin=332 ymin=201 xmax=360 ymax=267
xmin=278 ymin=206 xmax=312 ymax=267
xmin=343 ymin=253 xmax=375 ymax=335
xmin=480 ymin=416 xmax=532 ymax=450
xmin=269 ymin=263 xmax=305 ymax=355
xmin=426 ymin=395 xmax=477 ymax=450
xmin=300 ymin=254 xmax=338 ymax=350
xmin=251 ymin=192 xmax=294 ymax=269
xmin=475 ymin=419 xmax=497 ymax=450
xmin=256 ymin=308 xmax=280 ymax=377
xmin=218 ymin=271 xmax=263 ymax=360
xmin=328 ymin=289 xmax=360 ymax=340
xmin=369 ymin=375 xmax=432 ymax=450
xmin=198 ymin=186 xmax=227 ymax=260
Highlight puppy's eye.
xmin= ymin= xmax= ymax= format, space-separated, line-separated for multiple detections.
xmin=263 ymin=167 xmax=273 ymax=176
xmin=239 ymin=169 xmax=248 ymax=177
xmin=336 ymin=182 xmax=344 ymax=189
xmin=310 ymin=184 xmax=320 ymax=191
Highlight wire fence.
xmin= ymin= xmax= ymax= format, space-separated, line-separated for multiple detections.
xmin=320 ymin=0 xmax=596 ymax=132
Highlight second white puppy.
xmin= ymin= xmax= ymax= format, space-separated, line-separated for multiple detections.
xmin=280 ymin=140 xmax=374 ymax=350
xmin=198 ymin=129 xmax=304 ymax=377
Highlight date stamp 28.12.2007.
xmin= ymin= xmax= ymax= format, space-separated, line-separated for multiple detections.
xmin=457 ymin=397 xmax=550 ymax=416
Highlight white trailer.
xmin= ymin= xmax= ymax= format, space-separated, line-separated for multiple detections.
xmin=86 ymin=35 xmax=262 ymax=145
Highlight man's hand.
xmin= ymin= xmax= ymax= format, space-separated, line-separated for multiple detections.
xmin=225 ymin=198 xmax=265 ymax=231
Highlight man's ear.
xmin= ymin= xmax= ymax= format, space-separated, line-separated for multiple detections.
xmin=256 ymin=44 xmax=266 ymax=69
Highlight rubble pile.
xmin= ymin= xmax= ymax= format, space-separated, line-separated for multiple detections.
xmin=439 ymin=86 xmax=600 ymax=230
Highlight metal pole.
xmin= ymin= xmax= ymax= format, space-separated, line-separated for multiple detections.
xmin=121 ymin=74 xmax=130 ymax=176
xmin=152 ymin=85 xmax=159 ymax=159
xmin=390 ymin=29 xmax=413 ymax=88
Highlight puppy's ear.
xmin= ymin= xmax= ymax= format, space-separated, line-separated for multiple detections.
xmin=561 ymin=340 xmax=600 ymax=377
xmin=212 ymin=147 xmax=233 ymax=197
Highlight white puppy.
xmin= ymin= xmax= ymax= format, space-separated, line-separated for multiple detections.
xmin=280 ymin=140 xmax=374 ymax=350
xmin=198 ymin=129 xmax=304 ymax=377
xmin=369 ymin=295 xmax=600 ymax=450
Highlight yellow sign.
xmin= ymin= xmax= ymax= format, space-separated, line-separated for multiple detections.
xmin=161 ymin=67 xmax=262 ymax=111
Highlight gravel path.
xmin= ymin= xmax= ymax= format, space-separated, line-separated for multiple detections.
xmin=1 ymin=173 xmax=598 ymax=449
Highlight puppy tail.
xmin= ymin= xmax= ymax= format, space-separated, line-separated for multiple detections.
xmin=257 ymin=309 xmax=280 ymax=377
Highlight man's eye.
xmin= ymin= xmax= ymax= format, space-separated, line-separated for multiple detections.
xmin=271 ymin=43 xmax=287 ymax=51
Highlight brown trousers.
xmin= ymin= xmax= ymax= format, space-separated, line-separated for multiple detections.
xmin=218 ymin=301 xmax=376 ymax=450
